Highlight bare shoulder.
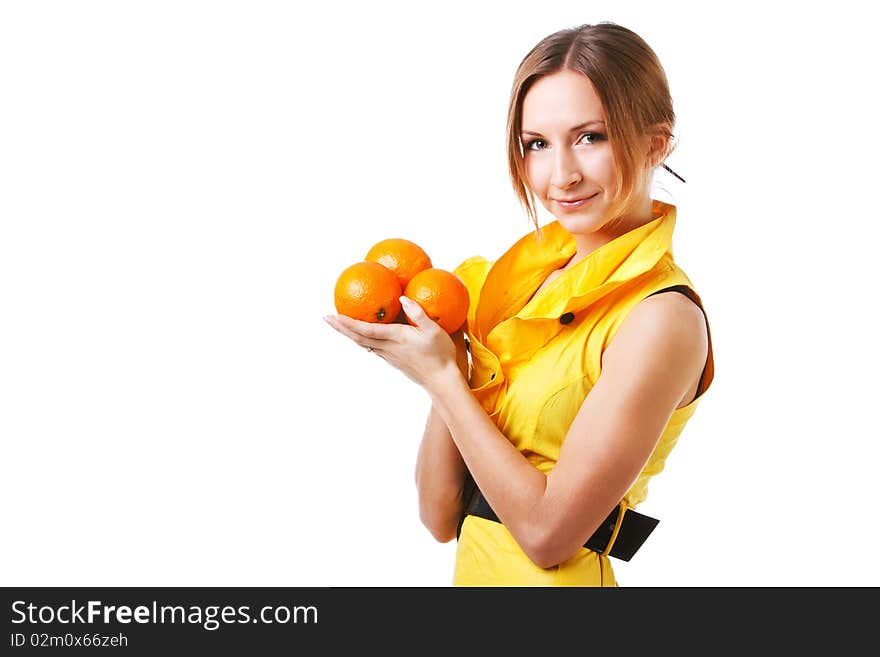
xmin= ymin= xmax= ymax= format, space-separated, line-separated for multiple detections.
xmin=631 ymin=290 xmax=706 ymax=342
xmin=602 ymin=290 xmax=709 ymax=405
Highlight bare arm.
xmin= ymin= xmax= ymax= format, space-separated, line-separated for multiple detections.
xmin=414 ymin=330 xmax=471 ymax=542
xmin=427 ymin=293 xmax=709 ymax=568
xmin=326 ymin=291 xmax=708 ymax=565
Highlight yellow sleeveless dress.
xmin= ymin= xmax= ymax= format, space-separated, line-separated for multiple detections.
xmin=451 ymin=200 xmax=715 ymax=586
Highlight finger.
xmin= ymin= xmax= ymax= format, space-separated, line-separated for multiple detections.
xmin=330 ymin=313 xmax=401 ymax=341
xmin=398 ymin=296 xmax=433 ymax=329
xmin=324 ymin=315 xmax=387 ymax=351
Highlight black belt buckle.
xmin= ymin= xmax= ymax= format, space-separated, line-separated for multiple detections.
xmin=585 ymin=504 xmax=660 ymax=562
xmin=457 ymin=488 xmax=659 ymax=562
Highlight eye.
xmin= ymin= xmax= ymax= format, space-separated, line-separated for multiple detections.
xmin=579 ymin=131 xmax=605 ymax=144
xmin=523 ymin=132 xmax=605 ymax=152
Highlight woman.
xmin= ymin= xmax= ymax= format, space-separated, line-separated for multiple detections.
xmin=324 ymin=21 xmax=714 ymax=586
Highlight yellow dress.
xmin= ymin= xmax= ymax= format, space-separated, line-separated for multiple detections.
xmin=451 ymin=199 xmax=715 ymax=586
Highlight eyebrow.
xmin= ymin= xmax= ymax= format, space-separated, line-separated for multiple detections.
xmin=521 ymin=120 xmax=605 ymax=136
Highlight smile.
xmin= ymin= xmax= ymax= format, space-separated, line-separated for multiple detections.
xmin=556 ymin=193 xmax=598 ymax=209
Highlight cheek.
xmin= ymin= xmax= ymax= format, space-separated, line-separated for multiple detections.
xmin=523 ymin=157 xmax=545 ymax=190
xmin=586 ymin=150 xmax=617 ymax=183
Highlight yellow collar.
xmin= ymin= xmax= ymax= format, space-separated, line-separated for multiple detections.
xmin=475 ymin=199 xmax=677 ymax=339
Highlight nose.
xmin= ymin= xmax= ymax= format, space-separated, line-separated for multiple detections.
xmin=550 ymin=149 xmax=582 ymax=189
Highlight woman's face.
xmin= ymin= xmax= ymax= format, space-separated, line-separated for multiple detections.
xmin=521 ymin=70 xmax=648 ymax=237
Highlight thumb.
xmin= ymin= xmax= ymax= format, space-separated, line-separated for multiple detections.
xmin=399 ymin=295 xmax=430 ymax=327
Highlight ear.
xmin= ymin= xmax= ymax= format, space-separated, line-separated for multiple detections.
xmin=645 ymin=123 xmax=673 ymax=170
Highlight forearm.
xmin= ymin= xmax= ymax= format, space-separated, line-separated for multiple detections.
xmin=427 ymin=366 xmax=548 ymax=556
xmin=414 ymin=405 xmax=468 ymax=542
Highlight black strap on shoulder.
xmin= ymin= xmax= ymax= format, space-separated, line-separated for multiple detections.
xmin=647 ymin=284 xmax=694 ymax=300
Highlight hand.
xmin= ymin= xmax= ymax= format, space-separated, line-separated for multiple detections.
xmin=324 ymin=296 xmax=465 ymax=393
xmin=450 ymin=328 xmax=470 ymax=382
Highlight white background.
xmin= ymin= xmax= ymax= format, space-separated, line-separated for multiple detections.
xmin=2 ymin=1 xmax=878 ymax=587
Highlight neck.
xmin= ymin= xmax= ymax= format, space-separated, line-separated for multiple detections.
xmin=571 ymin=195 xmax=658 ymax=263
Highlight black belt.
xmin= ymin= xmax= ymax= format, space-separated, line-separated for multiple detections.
xmin=456 ymin=488 xmax=659 ymax=562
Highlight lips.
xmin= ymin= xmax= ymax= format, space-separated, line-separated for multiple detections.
xmin=555 ymin=193 xmax=599 ymax=211
xmin=557 ymin=193 xmax=597 ymax=203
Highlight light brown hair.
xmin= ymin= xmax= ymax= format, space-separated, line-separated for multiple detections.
xmin=506 ymin=22 xmax=678 ymax=230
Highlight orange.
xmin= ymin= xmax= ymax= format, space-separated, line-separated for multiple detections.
xmin=365 ymin=238 xmax=432 ymax=292
xmin=403 ymin=268 xmax=470 ymax=334
xmin=334 ymin=261 xmax=402 ymax=323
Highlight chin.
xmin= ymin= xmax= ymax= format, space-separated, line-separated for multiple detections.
xmin=541 ymin=196 xmax=609 ymax=233
xmin=552 ymin=210 xmax=609 ymax=236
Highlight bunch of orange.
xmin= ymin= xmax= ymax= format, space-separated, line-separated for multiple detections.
xmin=333 ymin=238 xmax=469 ymax=334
